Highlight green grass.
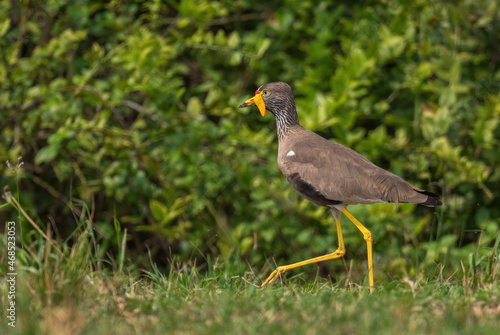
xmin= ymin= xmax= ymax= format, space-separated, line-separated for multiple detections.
xmin=0 ymin=222 xmax=499 ymax=335
xmin=1 ymin=193 xmax=499 ymax=335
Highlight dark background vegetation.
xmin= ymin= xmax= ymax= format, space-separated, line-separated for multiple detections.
xmin=1 ymin=0 xmax=499 ymax=283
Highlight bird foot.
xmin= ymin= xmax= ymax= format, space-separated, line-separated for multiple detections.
xmin=261 ymin=266 xmax=288 ymax=288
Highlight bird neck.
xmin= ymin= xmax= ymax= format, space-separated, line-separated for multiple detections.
xmin=273 ymin=106 xmax=301 ymax=141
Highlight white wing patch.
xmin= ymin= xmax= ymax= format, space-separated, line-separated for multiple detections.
xmin=286 ymin=150 xmax=296 ymax=157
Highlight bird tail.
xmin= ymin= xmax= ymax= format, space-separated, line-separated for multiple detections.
xmin=415 ymin=189 xmax=442 ymax=207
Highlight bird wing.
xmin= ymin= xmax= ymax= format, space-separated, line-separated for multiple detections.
xmin=279 ymin=130 xmax=430 ymax=206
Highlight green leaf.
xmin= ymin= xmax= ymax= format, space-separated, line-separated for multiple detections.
xmin=150 ymin=200 xmax=168 ymax=222
xmin=229 ymin=51 xmax=242 ymax=66
xmin=227 ymin=31 xmax=239 ymax=48
xmin=35 ymin=145 xmax=61 ymax=165
xmin=0 ymin=18 xmax=10 ymax=37
xmin=439 ymin=88 xmax=456 ymax=107
xmin=257 ymin=38 xmax=271 ymax=58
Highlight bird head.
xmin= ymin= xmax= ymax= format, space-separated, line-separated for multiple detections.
xmin=238 ymin=82 xmax=295 ymax=117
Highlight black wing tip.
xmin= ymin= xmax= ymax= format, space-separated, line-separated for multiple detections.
xmin=421 ymin=197 xmax=442 ymax=207
xmin=286 ymin=172 xmax=342 ymax=207
xmin=417 ymin=190 xmax=442 ymax=207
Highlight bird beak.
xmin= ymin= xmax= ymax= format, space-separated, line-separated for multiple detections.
xmin=238 ymin=91 xmax=269 ymax=116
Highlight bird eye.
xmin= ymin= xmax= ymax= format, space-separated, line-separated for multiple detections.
xmin=262 ymin=89 xmax=271 ymax=97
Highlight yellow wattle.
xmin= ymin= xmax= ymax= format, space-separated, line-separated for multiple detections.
xmin=253 ymin=93 xmax=268 ymax=116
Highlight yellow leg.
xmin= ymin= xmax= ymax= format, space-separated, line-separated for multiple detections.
xmin=342 ymin=208 xmax=374 ymax=293
xmin=261 ymin=216 xmax=345 ymax=287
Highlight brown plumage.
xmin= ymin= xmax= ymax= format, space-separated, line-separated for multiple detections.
xmin=239 ymin=81 xmax=442 ymax=291
xmin=279 ymin=129 xmax=441 ymax=208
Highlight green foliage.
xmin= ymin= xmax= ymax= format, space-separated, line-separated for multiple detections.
xmin=1 ymin=0 xmax=499 ymax=283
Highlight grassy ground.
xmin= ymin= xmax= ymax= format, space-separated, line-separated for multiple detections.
xmin=0 ymin=220 xmax=499 ymax=335
xmin=1 ymin=195 xmax=499 ymax=335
